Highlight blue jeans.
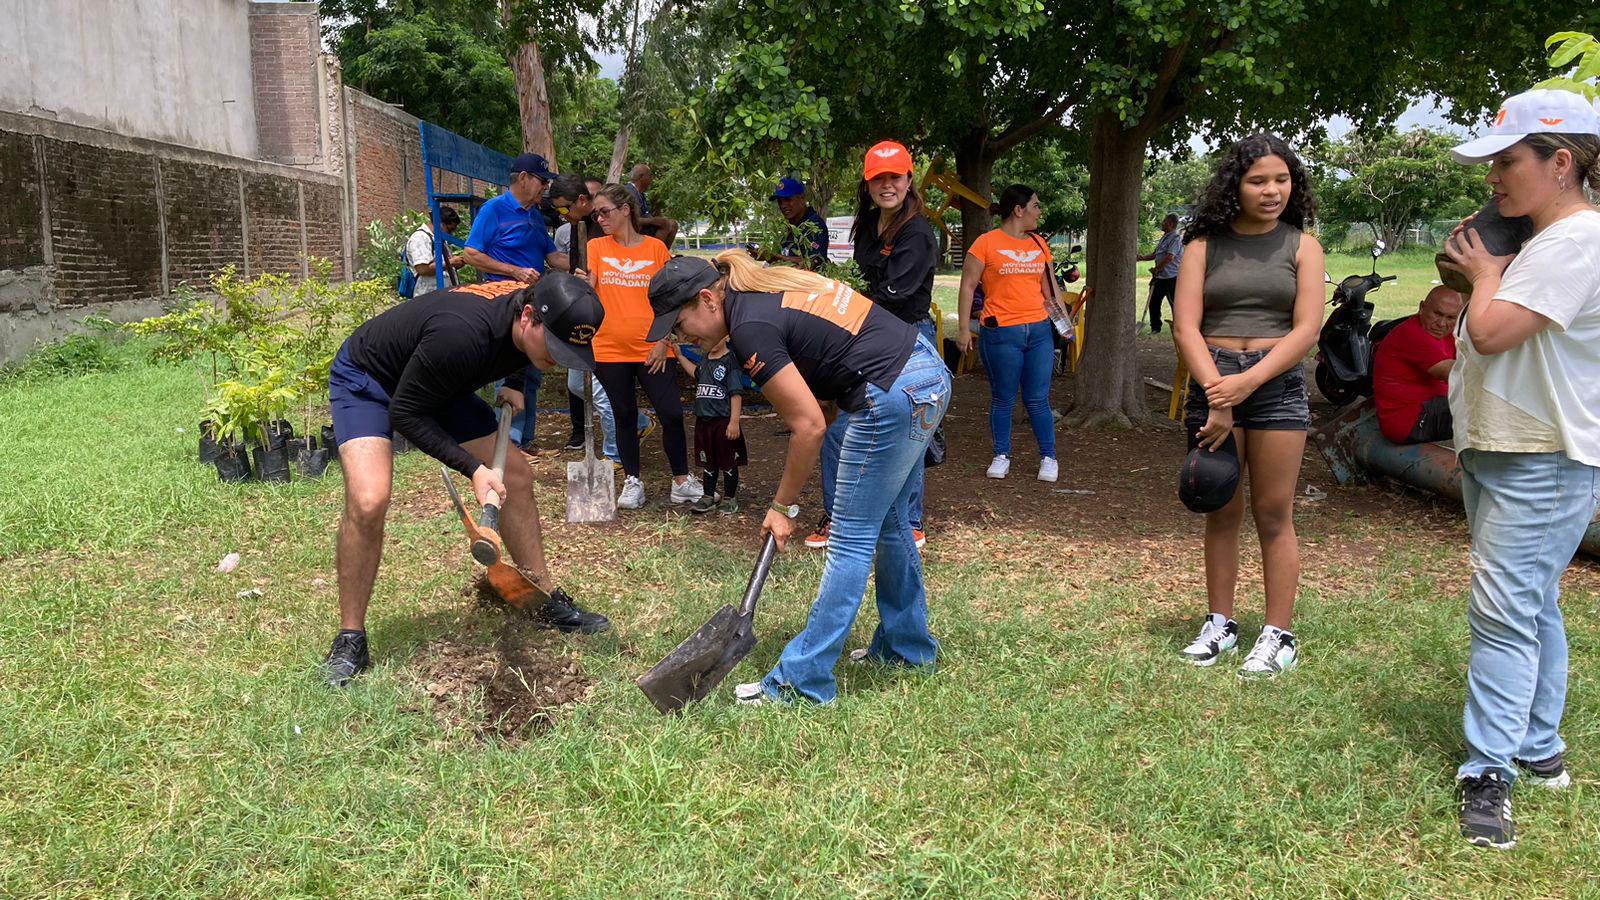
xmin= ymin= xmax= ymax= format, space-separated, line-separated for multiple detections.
xmin=509 ymin=367 xmax=543 ymax=445
xmin=978 ymin=318 xmax=1055 ymax=459
xmin=566 ymin=368 xmax=646 ymax=464
xmin=821 ymin=319 xmax=935 ymax=529
xmin=1457 ymin=449 xmax=1600 ymax=781
xmin=761 ymin=336 xmax=951 ymax=704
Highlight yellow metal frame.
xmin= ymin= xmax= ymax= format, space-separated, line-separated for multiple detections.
xmin=1165 ymin=319 xmax=1190 ymax=420
xmin=919 ymin=156 xmax=992 ymax=248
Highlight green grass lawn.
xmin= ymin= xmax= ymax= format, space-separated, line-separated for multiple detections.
xmin=3 ymin=342 xmax=1598 ymax=897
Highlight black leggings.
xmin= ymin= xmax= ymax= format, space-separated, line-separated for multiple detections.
xmin=593 ymin=361 xmax=688 ymax=478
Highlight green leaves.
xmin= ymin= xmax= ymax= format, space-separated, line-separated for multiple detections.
xmin=1537 ymin=30 xmax=1600 ymax=101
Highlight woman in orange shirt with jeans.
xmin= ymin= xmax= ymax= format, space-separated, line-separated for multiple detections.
xmin=588 ymin=184 xmax=701 ymax=509
xmin=956 ymin=185 xmax=1061 ymax=483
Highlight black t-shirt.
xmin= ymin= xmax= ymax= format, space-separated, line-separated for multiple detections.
xmin=343 ymin=281 xmax=531 ymax=476
xmin=694 ymin=349 xmax=740 ymax=420
xmin=852 ymin=209 xmax=937 ymax=324
xmin=725 ymin=285 xmax=917 ymax=412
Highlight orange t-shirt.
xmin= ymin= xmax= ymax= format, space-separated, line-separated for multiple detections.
xmin=587 ymin=235 xmax=673 ymax=363
xmin=970 ymin=229 xmax=1051 ymax=327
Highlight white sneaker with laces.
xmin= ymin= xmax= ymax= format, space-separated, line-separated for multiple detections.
xmin=618 ymin=475 xmax=646 ymax=509
xmin=987 ymin=455 xmax=1011 ymax=479
xmin=1179 ymin=613 xmax=1238 ymax=666
xmin=1238 ymin=626 xmax=1298 ymax=680
xmin=670 ymin=477 xmax=705 ymax=504
xmin=1038 ymin=457 xmax=1059 ymax=482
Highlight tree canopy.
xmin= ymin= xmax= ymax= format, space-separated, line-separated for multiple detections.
xmin=1314 ymin=128 xmax=1484 ymax=250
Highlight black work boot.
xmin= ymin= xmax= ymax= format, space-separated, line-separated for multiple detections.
xmin=322 ymin=629 xmax=371 ymax=688
xmin=531 ymin=589 xmax=611 ymax=634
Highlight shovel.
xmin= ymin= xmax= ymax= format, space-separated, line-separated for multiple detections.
xmin=439 ymin=404 xmax=549 ymax=610
xmin=566 ymin=373 xmax=617 ymax=523
xmin=636 ymin=534 xmax=779 ymax=714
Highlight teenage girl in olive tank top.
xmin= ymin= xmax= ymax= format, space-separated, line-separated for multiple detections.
xmin=1170 ymin=134 xmax=1327 ymax=680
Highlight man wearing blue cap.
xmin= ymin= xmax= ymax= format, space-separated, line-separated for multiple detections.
xmin=768 ymin=177 xmax=830 ymax=270
xmin=462 ymin=153 xmax=569 ymax=451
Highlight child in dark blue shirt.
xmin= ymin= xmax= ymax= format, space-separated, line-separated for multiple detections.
xmin=677 ymin=336 xmax=747 ymax=514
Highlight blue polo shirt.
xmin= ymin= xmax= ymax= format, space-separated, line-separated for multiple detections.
xmin=780 ymin=208 xmax=830 ymax=267
xmin=465 ymin=191 xmax=557 ymax=280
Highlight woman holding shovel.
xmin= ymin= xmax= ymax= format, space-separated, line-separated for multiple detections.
xmin=644 ymin=249 xmax=951 ymax=705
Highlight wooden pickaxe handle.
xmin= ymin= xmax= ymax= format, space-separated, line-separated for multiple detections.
xmin=471 ymin=403 xmax=515 ymax=565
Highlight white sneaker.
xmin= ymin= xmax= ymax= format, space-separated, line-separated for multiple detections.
xmin=848 ymin=648 xmax=871 ymax=664
xmin=1238 ymin=627 xmax=1298 ymax=680
xmin=986 ymin=455 xmax=1011 ymax=479
xmin=1038 ymin=457 xmax=1059 ymax=482
xmin=617 ymin=475 xmax=646 ymax=509
xmin=733 ymin=682 xmax=772 ymax=706
xmin=1179 ymin=613 xmax=1239 ymax=666
xmin=670 ymin=477 xmax=705 ymax=504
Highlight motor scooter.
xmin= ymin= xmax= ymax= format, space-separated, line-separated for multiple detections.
xmin=1315 ymin=240 xmax=1397 ymax=406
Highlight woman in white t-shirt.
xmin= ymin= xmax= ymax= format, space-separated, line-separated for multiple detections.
xmin=1440 ymin=88 xmax=1600 ymax=851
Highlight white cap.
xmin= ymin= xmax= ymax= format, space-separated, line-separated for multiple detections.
xmin=1451 ymin=89 xmax=1600 ymax=163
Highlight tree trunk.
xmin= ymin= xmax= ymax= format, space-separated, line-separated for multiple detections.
xmin=501 ymin=1 xmax=555 ymax=160
xmin=1066 ymin=114 xmax=1150 ymax=428
xmin=953 ymin=132 xmax=995 ymax=257
xmin=606 ymin=125 xmax=631 ymax=184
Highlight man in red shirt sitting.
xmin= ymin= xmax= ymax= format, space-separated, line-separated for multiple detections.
xmin=1373 ymin=285 xmax=1465 ymax=444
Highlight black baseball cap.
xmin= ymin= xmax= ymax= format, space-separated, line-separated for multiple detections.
xmin=645 ymin=256 xmax=722 ymax=342
xmin=531 ymin=273 xmax=604 ymax=371
xmin=510 ymin=153 xmax=557 ymax=182
xmin=1178 ymin=433 xmax=1240 ymax=514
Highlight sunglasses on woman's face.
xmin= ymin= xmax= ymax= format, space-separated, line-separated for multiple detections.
xmin=593 ymin=205 xmax=619 ymax=219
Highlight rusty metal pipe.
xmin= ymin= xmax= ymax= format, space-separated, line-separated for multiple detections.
xmin=1314 ymin=403 xmax=1599 ymax=559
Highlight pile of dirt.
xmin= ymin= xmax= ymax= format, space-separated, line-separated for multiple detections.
xmin=411 ymin=612 xmax=593 ymax=743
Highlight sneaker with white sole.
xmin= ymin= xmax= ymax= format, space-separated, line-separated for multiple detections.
xmin=1038 ymin=457 xmax=1059 ymax=482
xmin=734 ymin=681 xmax=773 ymax=706
xmin=986 ymin=455 xmax=1011 ymax=479
xmin=1238 ymin=626 xmax=1298 ymax=680
xmin=670 ymin=477 xmax=705 ymax=504
xmin=1459 ymin=771 xmax=1516 ymax=849
xmin=1515 ymin=752 xmax=1571 ymax=790
xmin=618 ymin=475 xmax=646 ymax=509
xmin=1179 ymin=613 xmax=1238 ymax=666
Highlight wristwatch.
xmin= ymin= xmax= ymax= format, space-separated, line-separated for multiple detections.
xmin=769 ymin=501 xmax=799 ymax=519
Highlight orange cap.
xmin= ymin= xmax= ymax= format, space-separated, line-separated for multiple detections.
xmin=863 ymin=140 xmax=912 ymax=181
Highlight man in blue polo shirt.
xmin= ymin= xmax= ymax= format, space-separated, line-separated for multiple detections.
xmin=767 ymin=177 xmax=829 ymax=270
xmin=463 ymin=153 xmax=569 ymax=450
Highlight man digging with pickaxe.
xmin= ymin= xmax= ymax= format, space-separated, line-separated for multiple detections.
xmin=320 ymin=273 xmax=612 ymax=688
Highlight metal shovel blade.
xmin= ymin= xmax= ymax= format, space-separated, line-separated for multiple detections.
xmin=566 ymin=374 xmax=617 ymax=523
xmin=636 ymin=535 xmax=778 ymax=715
xmin=636 ymin=605 xmax=758 ymax=714
xmin=566 ymin=456 xmax=617 ymax=523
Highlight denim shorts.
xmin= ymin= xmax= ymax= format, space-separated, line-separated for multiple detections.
xmin=1184 ymin=345 xmax=1310 ymax=439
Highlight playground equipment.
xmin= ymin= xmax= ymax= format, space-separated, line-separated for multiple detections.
xmin=1313 ymin=401 xmax=1600 ymax=559
xmin=417 ymin=121 xmax=514 ymax=292
xmin=919 ymin=156 xmax=992 ymax=256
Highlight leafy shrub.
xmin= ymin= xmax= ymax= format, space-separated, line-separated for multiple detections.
xmin=0 ymin=333 xmax=123 ymax=385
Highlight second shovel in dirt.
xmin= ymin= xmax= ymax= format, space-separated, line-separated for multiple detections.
xmin=566 ymin=373 xmax=617 ymax=523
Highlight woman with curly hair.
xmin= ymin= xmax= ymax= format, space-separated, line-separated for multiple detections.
xmin=1171 ymin=133 xmax=1326 ymax=679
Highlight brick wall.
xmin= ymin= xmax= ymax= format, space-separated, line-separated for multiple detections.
xmin=249 ymin=4 xmax=323 ymax=166
xmin=43 ymin=138 xmax=165 ymax=308
xmin=244 ymin=172 xmax=304 ymax=278
xmin=302 ymin=182 xmax=345 ymax=279
xmin=160 ymin=158 xmax=246 ymax=288
xmin=350 ymin=94 xmax=421 ymax=238
xmin=0 ymin=110 xmax=347 ymax=361
xmin=0 ymin=131 xmax=44 ymax=271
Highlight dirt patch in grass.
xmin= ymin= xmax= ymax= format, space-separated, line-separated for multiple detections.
xmin=411 ymin=606 xmax=594 ymax=743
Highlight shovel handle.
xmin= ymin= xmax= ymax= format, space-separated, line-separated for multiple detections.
xmin=474 ymin=404 xmax=515 ymax=550
xmin=739 ymin=534 xmax=779 ymax=617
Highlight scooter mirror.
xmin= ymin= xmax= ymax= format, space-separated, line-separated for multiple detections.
xmin=1324 ymin=272 xmax=1334 ymax=284
xmin=1070 ymin=245 xmax=1083 ymax=253
xmin=1373 ymin=240 xmax=1386 ymax=257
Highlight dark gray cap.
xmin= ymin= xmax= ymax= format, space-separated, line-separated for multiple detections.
xmin=645 ymin=256 xmax=721 ymax=342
